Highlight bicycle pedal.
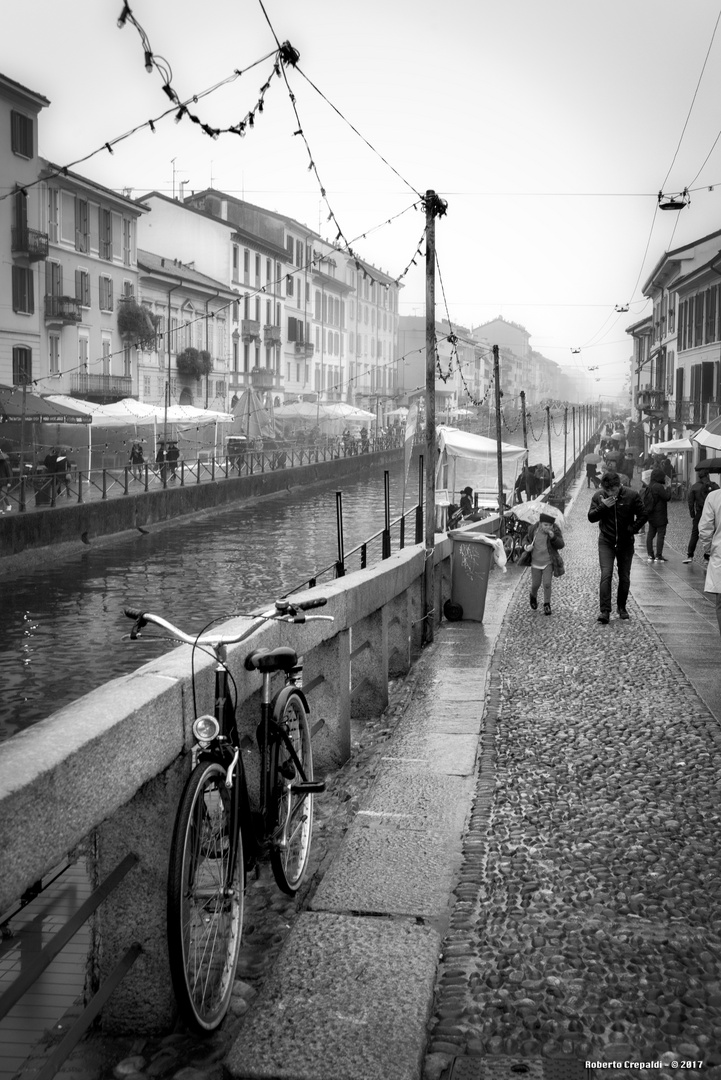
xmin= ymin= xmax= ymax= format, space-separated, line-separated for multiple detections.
xmin=291 ymin=780 xmax=326 ymax=794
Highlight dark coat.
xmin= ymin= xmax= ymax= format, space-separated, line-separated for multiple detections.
xmin=688 ymin=477 xmax=719 ymax=519
xmin=588 ymin=485 xmax=647 ymax=547
xmin=646 ymin=467 xmax=672 ymax=526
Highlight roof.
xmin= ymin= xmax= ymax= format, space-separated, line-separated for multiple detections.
xmin=137 ymin=250 xmax=236 ymax=297
xmin=0 ymin=72 xmax=50 ymax=110
xmin=42 ymin=161 xmax=149 ymax=214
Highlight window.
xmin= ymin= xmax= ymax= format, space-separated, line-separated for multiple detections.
xmin=266 ymin=258 xmax=272 ymax=286
xmin=100 ymin=208 xmax=112 ymax=259
xmin=49 ymin=334 xmax=61 ymax=375
xmin=243 ymin=249 xmax=250 ymax=277
xmin=296 ymin=240 xmax=303 ymax=268
xmin=286 ymin=235 xmax=294 ymax=263
xmin=243 ymin=294 xmax=250 ymax=319
xmin=48 ymin=187 xmax=59 ymax=243
xmin=144 ymin=375 xmax=152 ymax=398
xmin=75 ymin=197 xmax=89 ymax=253
xmin=287 ymin=316 xmax=303 ymax=342
xmin=12 ymin=266 xmax=34 ymax=313
xmin=286 ymin=274 xmax=294 ymax=297
xmin=233 ymin=338 xmax=239 ymax=371
xmin=11 ymin=111 xmax=33 ymax=157
xmin=123 ymin=345 xmax=132 ymax=378
xmin=99 ymin=275 xmax=113 ymax=311
xmin=123 ymin=219 xmax=133 ymax=266
xmin=255 ymin=253 xmax=261 ymax=282
xmin=78 ymin=335 xmax=89 ymax=370
xmin=14 ymin=188 xmax=28 ymax=235
xmin=102 ymin=335 xmax=112 ymax=375
xmin=232 ymin=300 xmax=239 ymax=322
xmin=75 ymin=269 xmax=90 ymax=308
xmin=12 ymin=346 xmax=32 ymax=384
xmin=232 ymin=245 xmax=240 ymax=282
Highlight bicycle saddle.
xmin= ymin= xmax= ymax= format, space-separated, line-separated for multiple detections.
xmin=244 ymin=646 xmax=298 ymax=673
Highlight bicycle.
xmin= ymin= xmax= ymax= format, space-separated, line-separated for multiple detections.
xmin=124 ymin=594 xmax=333 ymax=1033
xmin=502 ymin=512 xmax=529 ymax=562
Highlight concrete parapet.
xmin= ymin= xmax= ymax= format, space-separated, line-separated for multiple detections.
xmin=0 ymin=537 xmax=451 ymax=1032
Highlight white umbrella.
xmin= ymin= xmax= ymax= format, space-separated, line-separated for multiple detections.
xmin=508 ymin=497 xmax=564 ymax=528
xmin=388 ymin=406 xmax=409 ymax=419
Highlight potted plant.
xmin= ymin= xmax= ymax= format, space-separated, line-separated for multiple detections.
xmin=176 ymin=348 xmax=213 ymax=379
xmin=117 ymin=301 xmax=158 ymax=347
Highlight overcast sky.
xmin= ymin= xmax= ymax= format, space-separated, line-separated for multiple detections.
xmin=5 ymin=0 xmax=721 ymax=398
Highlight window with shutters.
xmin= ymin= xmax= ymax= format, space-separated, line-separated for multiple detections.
xmin=12 ymin=346 xmax=32 ymax=384
xmin=12 ymin=266 xmax=34 ymax=314
xmin=99 ymin=275 xmax=113 ymax=311
xmin=75 ymin=269 xmax=90 ymax=308
xmin=11 ymin=111 xmax=33 ymax=158
xmin=100 ymin=208 xmax=112 ymax=260
xmin=49 ymin=334 xmax=61 ymax=375
xmin=47 ymin=187 xmax=59 ymax=243
xmin=286 ymin=274 xmax=294 ymax=297
xmin=75 ymin=197 xmax=89 ymax=253
xmin=123 ymin=219 xmax=133 ymax=266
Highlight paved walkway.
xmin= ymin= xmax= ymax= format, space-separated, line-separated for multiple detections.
xmin=15 ymin=473 xmax=721 ymax=1080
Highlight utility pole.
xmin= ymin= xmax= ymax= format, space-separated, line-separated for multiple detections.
xmin=520 ymin=388 xmax=528 ymax=451
xmin=493 ymin=345 xmax=505 ymax=533
xmin=422 ymin=190 xmax=447 ymax=645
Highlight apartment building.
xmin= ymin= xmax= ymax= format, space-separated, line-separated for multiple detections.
xmin=633 ymin=228 xmax=721 ymax=443
xmin=136 ymin=250 xmax=234 ymax=411
xmin=1 ymin=73 xmax=49 ymax=389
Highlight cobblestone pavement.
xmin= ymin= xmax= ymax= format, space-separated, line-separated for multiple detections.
xmin=424 ymin=487 xmax=721 ymax=1080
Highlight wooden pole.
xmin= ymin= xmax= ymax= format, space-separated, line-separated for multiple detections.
xmin=423 ymin=190 xmax=437 ymax=644
xmin=520 ymin=389 xmax=528 ymax=451
xmin=493 ymin=345 xmax=505 ymax=533
xmin=546 ymin=404 xmax=553 ymax=496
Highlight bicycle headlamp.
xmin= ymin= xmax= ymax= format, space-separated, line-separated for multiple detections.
xmin=192 ymin=715 xmax=220 ymax=743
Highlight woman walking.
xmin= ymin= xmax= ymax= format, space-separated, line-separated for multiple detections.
xmin=526 ymin=512 xmax=565 ymax=616
xmin=645 ymin=466 xmax=672 ymax=562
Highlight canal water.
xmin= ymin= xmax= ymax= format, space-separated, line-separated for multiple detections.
xmin=0 ymin=461 xmax=417 ymax=741
xmin=0 ymin=421 xmax=580 ymax=743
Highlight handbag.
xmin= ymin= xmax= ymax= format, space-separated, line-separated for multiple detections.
xmin=552 ymin=553 xmax=565 ymax=578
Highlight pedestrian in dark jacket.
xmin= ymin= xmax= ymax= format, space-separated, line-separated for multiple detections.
xmin=645 ymin=466 xmax=672 ymax=562
xmin=588 ymin=471 xmax=647 ymax=623
xmin=684 ymin=468 xmax=719 ymax=562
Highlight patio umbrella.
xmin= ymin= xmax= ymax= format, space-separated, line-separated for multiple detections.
xmin=1 ymin=386 xmax=92 ymax=425
xmin=692 ymin=414 xmax=721 ymax=451
xmin=388 ymin=406 xmax=409 ymax=419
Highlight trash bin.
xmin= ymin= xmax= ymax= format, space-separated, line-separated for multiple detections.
xmin=448 ymin=531 xmax=495 ymax=622
xmin=33 ymin=475 xmax=53 ymax=506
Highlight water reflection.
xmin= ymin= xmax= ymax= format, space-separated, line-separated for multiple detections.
xmin=0 ymin=462 xmax=410 ymax=741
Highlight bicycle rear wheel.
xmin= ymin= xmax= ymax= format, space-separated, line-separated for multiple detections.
xmin=502 ymin=534 xmax=517 ymax=561
xmin=167 ymin=760 xmax=243 ymax=1032
xmin=269 ymin=691 xmax=314 ymax=895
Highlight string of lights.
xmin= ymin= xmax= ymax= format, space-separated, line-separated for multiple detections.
xmin=117 ymin=2 xmax=285 ymax=140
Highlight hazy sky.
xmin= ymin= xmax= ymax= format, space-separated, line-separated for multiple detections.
xmin=5 ymin=0 xmax=721 ymax=397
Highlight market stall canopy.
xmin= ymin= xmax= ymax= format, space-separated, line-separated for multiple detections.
xmin=436 ymin=426 xmax=527 ymax=497
xmin=648 ymin=438 xmax=694 ymax=453
xmin=692 ymin=414 xmax=721 ymax=452
xmin=1 ymin=387 xmax=91 ymax=424
xmin=387 ymin=406 xmax=409 ymax=419
xmin=231 ymin=389 xmax=275 ymax=439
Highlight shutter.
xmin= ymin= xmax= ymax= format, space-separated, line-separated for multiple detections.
xmin=75 ymin=268 xmax=82 ymax=300
xmin=27 ymin=269 xmax=34 ymax=314
xmin=12 ymin=266 xmax=19 ymax=311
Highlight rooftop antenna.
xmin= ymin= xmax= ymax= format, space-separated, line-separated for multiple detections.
xmin=170 ymin=157 xmax=177 ymax=199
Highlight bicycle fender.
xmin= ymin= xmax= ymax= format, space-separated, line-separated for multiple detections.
xmin=270 ymin=685 xmax=310 ymax=721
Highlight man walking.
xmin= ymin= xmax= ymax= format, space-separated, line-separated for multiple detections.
xmin=588 ymin=470 xmax=647 ymax=624
xmin=699 ymin=484 xmax=721 ymax=638
xmin=683 ymin=467 xmax=719 ymax=563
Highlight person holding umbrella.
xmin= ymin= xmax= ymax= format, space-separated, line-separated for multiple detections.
xmin=698 ymin=459 xmax=721 ymax=637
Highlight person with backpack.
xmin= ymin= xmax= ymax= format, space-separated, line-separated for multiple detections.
xmin=588 ymin=470 xmax=647 ymax=623
xmin=683 ymin=467 xmax=719 ymax=563
xmin=644 ymin=466 xmax=673 ymax=563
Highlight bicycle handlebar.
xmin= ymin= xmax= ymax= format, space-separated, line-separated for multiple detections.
xmin=124 ymin=597 xmax=332 ymax=645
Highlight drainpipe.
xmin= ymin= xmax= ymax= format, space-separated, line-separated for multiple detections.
xmin=164 ymin=279 xmax=183 ymax=445
xmin=204 ymin=289 xmax=221 ymax=408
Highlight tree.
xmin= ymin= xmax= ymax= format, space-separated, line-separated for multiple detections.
xmin=117 ymin=300 xmax=158 ymax=347
xmin=176 ymin=348 xmax=212 ymax=379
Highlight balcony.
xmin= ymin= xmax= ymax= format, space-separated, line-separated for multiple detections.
xmin=45 ymin=295 xmax=82 ymax=325
xmin=294 ymin=341 xmax=314 ymax=357
xmin=241 ymin=319 xmax=261 ymax=342
xmin=636 ymin=388 xmax=666 ymax=416
xmin=71 ymin=373 xmax=133 ymax=403
xmin=12 ymin=226 xmax=49 ymax=261
xmin=263 ymin=324 xmax=282 ymax=346
xmin=250 ymin=366 xmax=278 ymax=391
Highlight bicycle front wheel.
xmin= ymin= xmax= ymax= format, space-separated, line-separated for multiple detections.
xmin=167 ymin=761 xmax=243 ymax=1033
xmin=269 ymin=692 xmax=314 ymax=896
xmin=502 ymin=534 xmax=516 ymax=561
